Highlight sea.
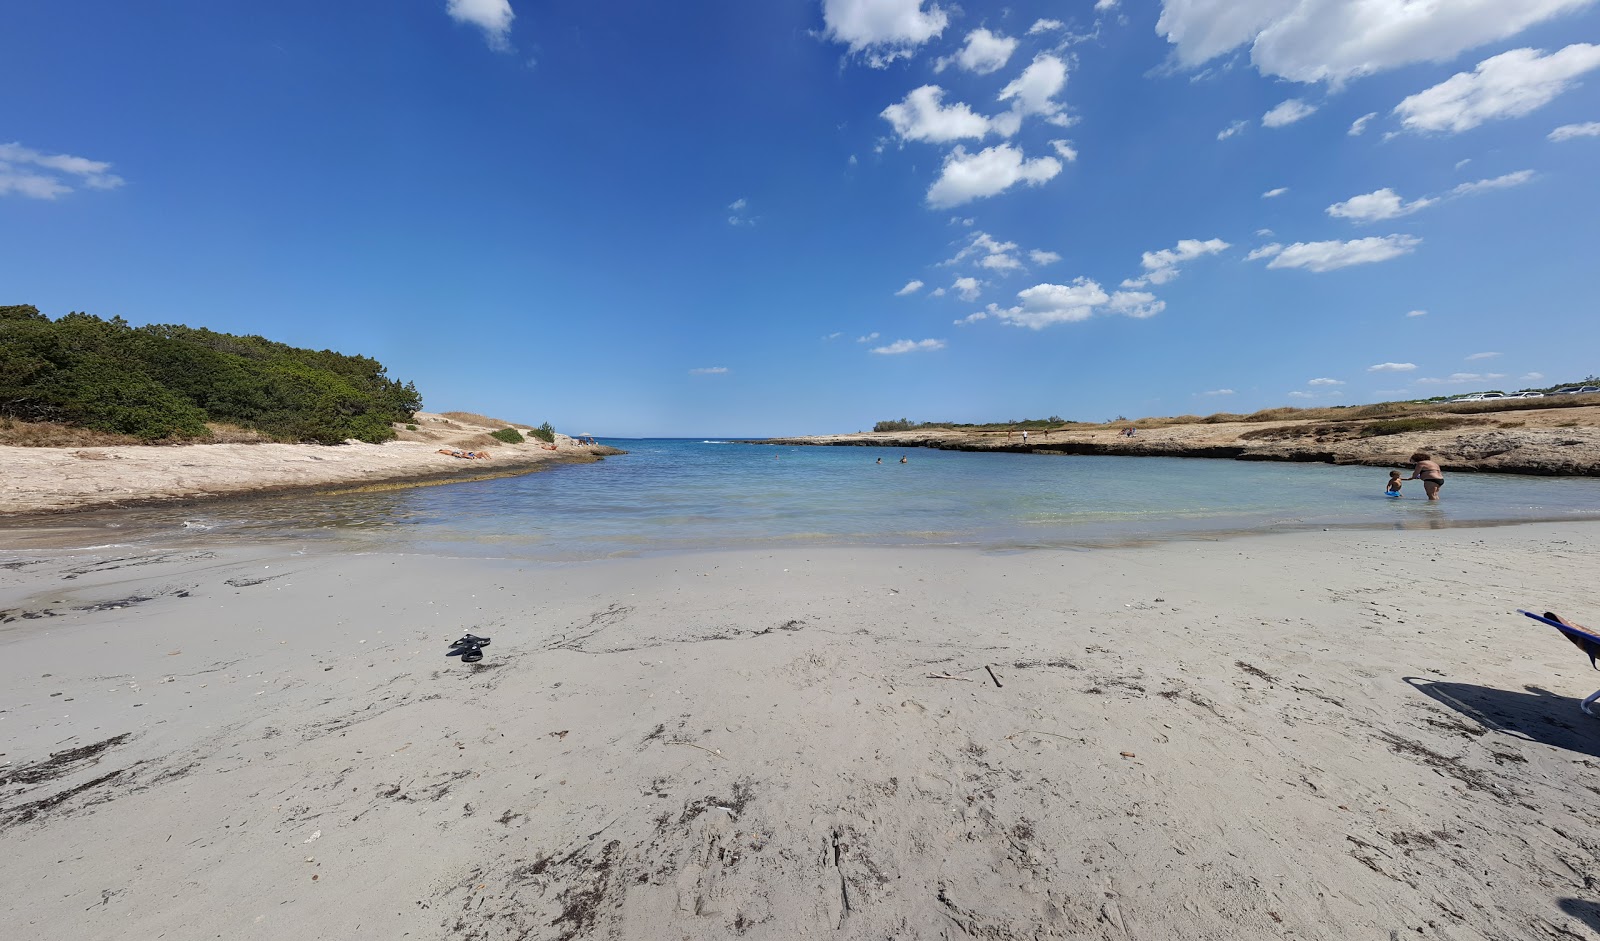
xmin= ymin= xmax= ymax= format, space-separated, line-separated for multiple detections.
xmin=9 ymin=439 xmax=1600 ymax=560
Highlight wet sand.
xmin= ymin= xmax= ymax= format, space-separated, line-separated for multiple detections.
xmin=3 ymin=523 xmax=1599 ymax=939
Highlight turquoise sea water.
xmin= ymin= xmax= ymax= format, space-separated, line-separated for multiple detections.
xmin=10 ymin=439 xmax=1600 ymax=559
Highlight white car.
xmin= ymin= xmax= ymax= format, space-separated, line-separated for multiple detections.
xmin=1556 ymin=386 xmax=1600 ymax=394
xmin=1515 ymin=391 xmax=1545 ymax=398
xmin=1451 ymin=394 xmax=1486 ymax=402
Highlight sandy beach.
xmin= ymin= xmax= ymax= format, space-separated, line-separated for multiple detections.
xmin=0 ymin=412 xmax=621 ymax=517
xmin=4 ymin=523 xmax=1599 ymax=940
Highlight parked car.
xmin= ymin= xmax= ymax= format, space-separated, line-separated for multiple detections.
xmin=1555 ymin=386 xmax=1600 ymax=394
xmin=1514 ymin=391 xmax=1545 ymax=398
xmin=1450 ymin=394 xmax=1486 ymax=402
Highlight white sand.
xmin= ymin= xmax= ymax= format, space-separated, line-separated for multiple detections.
xmin=3 ymin=524 xmax=1599 ymax=939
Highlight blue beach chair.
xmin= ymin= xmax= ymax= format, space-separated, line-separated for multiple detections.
xmin=1521 ymin=610 xmax=1600 ymax=715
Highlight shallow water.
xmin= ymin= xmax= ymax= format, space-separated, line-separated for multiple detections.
xmin=8 ymin=440 xmax=1600 ymax=559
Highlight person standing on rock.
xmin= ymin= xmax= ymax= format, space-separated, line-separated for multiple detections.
xmin=1407 ymin=452 xmax=1444 ymax=500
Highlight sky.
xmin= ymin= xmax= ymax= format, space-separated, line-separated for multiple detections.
xmin=3 ymin=0 xmax=1599 ymax=437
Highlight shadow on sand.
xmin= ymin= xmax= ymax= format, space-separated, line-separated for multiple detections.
xmin=1559 ymin=898 xmax=1600 ymax=933
xmin=1403 ymin=677 xmax=1600 ymax=761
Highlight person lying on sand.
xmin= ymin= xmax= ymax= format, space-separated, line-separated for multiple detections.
xmin=437 ymin=449 xmax=491 ymax=459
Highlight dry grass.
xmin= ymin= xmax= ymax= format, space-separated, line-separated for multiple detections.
xmin=0 ymin=421 xmax=145 ymax=448
xmin=439 ymin=411 xmax=519 ymax=429
xmin=1130 ymin=394 xmax=1600 ymax=430
xmin=204 ymin=423 xmax=274 ymax=444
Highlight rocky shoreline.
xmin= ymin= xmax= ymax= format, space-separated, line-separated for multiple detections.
xmin=747 ymin=403 xmax=1600 ymax=477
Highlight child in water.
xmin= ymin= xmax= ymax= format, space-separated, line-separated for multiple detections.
xmin=1385 ymin=471 xmax=1403 ymax=497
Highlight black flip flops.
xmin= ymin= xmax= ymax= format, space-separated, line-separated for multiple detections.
xmin=447 ymin=632 xmax=492 ymax=663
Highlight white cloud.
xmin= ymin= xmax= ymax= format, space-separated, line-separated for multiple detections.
xmin=1245 ymin=243 xmax=1284 ymax=260
xmin=1465 ymin=351 xmax=1501 ymax=360
xmin=1217 ymin=120 xmax=1248 ymax=140
xmin=1406 ymin=309 xmax=1428 ymax=317
xmin=728 ymin=197 xmax=747 ymax=211
xmin=1140 ymin=237 xmax=1230 ymax=285
xmin=822 ymin=0 xmax=949 ymax=66
xmin=984 ymin=279 xmax=1110 ymax=329
xmin=1258 ymin=235 xmax=1421 ymax=272
xmin=1523 ymin=371 xmax=1546 ymax=381
xmin=954 ymin=312 xmax=989 ymax=325
xmin=896 ymin=279 xmax=925 ymax=295
xmin=953 ymin=276 xmax=983 ymax=300
xmin=1028 ymin=19 xmax=1064 ymax=34
xmin=1049 ymin=140 xmax=1079 ymax=162
xmin=1155 ymin=0 xmax=1593 ymax=85
xmin=881 ymin=86 xmax=991 ymax=143
xmin=447 ymin=0 xmax=514 ymax=50
xmin=1107 ymin=291 xmax=1166 ymax=319
xmin=1308 ymin=377 xmax=1345 ymax=386
xmin=1450 ymin=169 xmax=1535 ymax=195
xmin=1368 ymin=362 xmax=1418 ymax=372
xmin=1326 ymin=187 xmax=1436 ymax=222
xmin=992 ymin=55 xmax=1070 ymax=136
xmin=1201 ymin=388 xmax=1235 ymax=396
xmin=938 ymin=28 xmax=1017 ymax=75
xmin=871 ymin=338 xmax=946 ymax=354
xmin=0 ymin=142 xmax=124 ymax=199
xmin=1550 ymin=121 xmax=1600 ymax=140
xmin=1455 ymin=158 xmax=1472 ymax=169
xmin=1097 ymin=0 xmax=1120 ymax=10
xmin=978 ymin=279 xmax=1167 ymax=329
xmin=1262 ymin=187 xmax=1289 ymax=198
xmin=926 ymin=144 xmax=1062 ymax=208
xmin=823 ymin=332 xmax=843 ymax=340
xmin=946 ymin=231 xmax=1022 ymax=270
xmin=930 ymin=287 xmax=946 ymax=296
xmin=1288 ymin=391 xmax=1317 ymax=399
xmin=1395 ymin=44 xmax=1600 ymax=134
xmin=1263 ymin=98 xmax=1317 ymax=128
xmin=857 ymin=332 xmax=881 ymax=342
xmin=727 ymin=197 xmax=754 ymax=226
xmin=1255 ymin=228 xmax=1275 ymax=237
xmin=1348 ymin=112 xmax=1378 ymax=135
xmin=1029 ymin=249 xmax=1061 ymax=265
xmin=1415 ymin=371 xmax=1506 ymax=385
xmin=689 ymin=366 xmax=729 ymax=375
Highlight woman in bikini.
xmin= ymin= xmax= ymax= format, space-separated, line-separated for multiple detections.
xmin=1407 ymin=452 xmax=1444 ymax=500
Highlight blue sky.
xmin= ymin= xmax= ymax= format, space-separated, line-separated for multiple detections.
xmin=3 ymin=1 xmax=1599 ymax=437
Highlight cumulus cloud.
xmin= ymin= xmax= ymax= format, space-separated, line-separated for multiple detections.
xmin=1217 ymin=120 xmax=1248 ymax=141
xmin=1049 ymin=139 xmax=1079 ymax=162
xmin=926 ymin=144 xmax=1061 ymax=208
xmin=1263 ymin=98 xmax=1317 ymax=127
xmin=1326 ymin=188 xmax=1436 ymax=222
xmin=953 ymin=276 xmax=983 ymax=300
xmin=992 ymin=54 xmax=1070 ymax=136
xmin=1465 ymin=351 xmax=1501 ymax=360
xmin=1450 ymin=169 xmax=1535 ymax=195
xmin=937 ymin=28 xmax=1017 ymax=75
xmin=1029 ymin=249 xmax=1061 ymax=266
xmin=896 ymin=279 xmax=925 ymax=295
xmin=1155 ymin=0 xmax=1592 ymax=85
xmin=1201 ymin=388 xmax=1235 ymax=396
xmin=1368 ymin=362 xmax=1418 ymax=372
xmin=946 ymin=231 xmax=1021 ymax=270
xmin=822 ymin=0 xmax=949 ymax=66
xmin=823 ymin=332 xmax=843 ymax=340
xmin=1245 ymin=243 xmax=1284 ymax=261
xmin=954 ymin=312 xmax=989 ymax=325
xmin=1348 ymin=112 xmax=1378 ymax=135
xmin=857 ymin=332 xmax=881 ymax=342
xmin=1139 ymin=238 xmax=1230 ymax=285
xmin=1254 ymin=235 xmax=1421 ymax=272
xmin=1308 ymin=377 xmax=1345 ymax=386
xmin=689 ymin=366 xmax=729 ymax=375
xmin=1262 ymin=187 xmax=1289 ymax=198
xmin=727 ymin=197 xmax=754 ymax=226
xmin=976 ymin=279 xmax=1167 ymax=329
xmin=1550 ymin=121 xmax=1600 ymax=140
xmin=446 ymin=0 xmax=515 ymax=50
xmin=0 ymin=142 xmax=124 ymax=199
xmin=1406 ymin=309 xmax=1428 ymax=317
xmin=1029 ymin=19 xmax=1064 ymax=34
xmin=1394 ymin=44 xmax=1600 ymax=134
xmin=881 ymin=86 xmax=992 ymax=143
xmin=871 ymin=338 xmax=946 ymax=354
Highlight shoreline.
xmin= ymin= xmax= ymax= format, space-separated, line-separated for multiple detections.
xmin=0 ymin=409 xmax=627 ymax=519
xmin=744 ymin=401 xmax=1600 ymax=477
xmin=4 ymin=523 xmax=1600 ymax=939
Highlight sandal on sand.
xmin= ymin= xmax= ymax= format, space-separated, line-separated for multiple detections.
xmin=459 ymin=646 xmax=484 ymax=663
xmin=449 ymin=633 xmax=491 ymax=649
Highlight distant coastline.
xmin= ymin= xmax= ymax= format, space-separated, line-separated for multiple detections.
xmin=745 ymin=399 xmax=1600 ymax=477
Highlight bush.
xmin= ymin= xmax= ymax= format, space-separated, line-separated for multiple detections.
xmin=489 ymin=427 xmax=525 ymax=444
xmin=531 ymin=422 xmax=555 ymax=443
xmin=1358 ymin=417 xmax=1471 ymax=437
xmin=406 ymin=424 xmax=418 ymax=431
xmin=0 ymin=305 xmax=420 ymax=443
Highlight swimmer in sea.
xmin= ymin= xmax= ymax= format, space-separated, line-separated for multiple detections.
xmin=1385 ymin=471 xmax=1403 ymax=497
xmin=899 ymin=455 xmax=908 ymax=464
